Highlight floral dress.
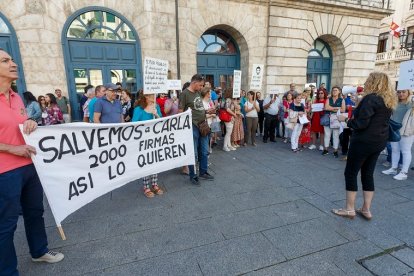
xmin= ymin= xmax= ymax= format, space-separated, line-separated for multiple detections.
xmin=231 ymin=102 xmax=244 ymax=143
xmin=42 ymin=104 xmax=63 ymax=125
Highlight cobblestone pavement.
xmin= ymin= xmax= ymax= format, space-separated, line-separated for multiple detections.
xmin=15 ymin=137 xmax=414 ymax=275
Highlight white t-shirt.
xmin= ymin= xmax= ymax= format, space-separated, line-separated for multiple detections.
xmin=244 ymin=101 xmax=259 ymax=118
xmin=263 ymin=96 xmax=280 ymax=115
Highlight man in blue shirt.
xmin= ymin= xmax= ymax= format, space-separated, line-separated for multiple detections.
xmin=93 ymin=83 xmax=123 ymax=123
xmin=88 ymin=85 xmax=106 ymax=123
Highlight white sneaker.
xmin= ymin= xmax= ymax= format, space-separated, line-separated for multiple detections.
xmin=229 ymin=146 xmax=236 ymax=151
xmin=382 ymin=168 xmax=398 ymax=175
xmin=32 ymin=250 xmax=64 ymax=263
xmin=393 ymin=171 xmax=408 ymax=180
xmin=223 ymin=147 xmax=230 ymax=152
xmin=308 ymin=144 xmax=316 ymax=150
xmin=319 ymin=145 xmax=324 ymax=151
xmin=382 ymin=161 xmax=391 ymax=167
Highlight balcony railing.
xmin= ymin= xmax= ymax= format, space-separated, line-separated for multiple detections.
xmin=376 ymin=49 xmax=411 ymax=63
xmin=411 ymin=1 xmax=414 ymax=10
xmin=324 ymin=0 xmax=391 ymax=9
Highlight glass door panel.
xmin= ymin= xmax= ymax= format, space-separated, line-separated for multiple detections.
xmin=73 ymin=68 xmax=88 ymax=93
xmin=89 ymin=69 xmax=103 ymax=88
xmin=124 ymin=69 xmax=137 ymax=92
xmin=110 ymin=69 xmax=123 ymax=85
xmin=219 ymin=74 xmax=233 ymax=89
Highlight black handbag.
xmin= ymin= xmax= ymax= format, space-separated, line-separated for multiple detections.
xmin=389 ymin=119 xmax=402 ymax=142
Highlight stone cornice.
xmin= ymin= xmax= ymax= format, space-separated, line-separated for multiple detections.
xmin=269 ymin=0 xmax=393 ymax=20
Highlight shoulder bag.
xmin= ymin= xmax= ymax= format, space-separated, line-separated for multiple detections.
xmin=198 ymin=120 xmax=211 ymax=137
xmin=389 ymin=119 xmax=402 ymax=142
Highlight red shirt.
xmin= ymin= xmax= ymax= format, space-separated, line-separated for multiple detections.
xmin=156 ymin=97 xmax=167 ymax=117
xmin=0 ymin=89 xmax=32 ymax=174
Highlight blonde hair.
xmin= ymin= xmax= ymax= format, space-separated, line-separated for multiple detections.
xmin=363 ymin=72 xmax=397 ymax=110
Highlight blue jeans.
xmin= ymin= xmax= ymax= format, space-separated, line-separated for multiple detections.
xmin=0 ymin=164 xmax=48 ymax=276
xmin=189 ymin=124 xmax=209 ymax=178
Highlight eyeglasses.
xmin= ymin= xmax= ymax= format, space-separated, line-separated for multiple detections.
xmin=397 ymin=91 xmax=407 ymax=94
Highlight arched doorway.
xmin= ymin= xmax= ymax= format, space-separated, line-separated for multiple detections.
xmin=197 ymin=30 xmax=240 ymax=88
xmin=0 ymin=12 xmax=26 ymax=94
xmin=306 ymin=39 xmax=332 ymax=91
xmin=62 ymin=7 xmax=142 ymax=120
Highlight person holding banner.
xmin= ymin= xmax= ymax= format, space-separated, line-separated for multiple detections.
xmin=179 ymin=74 xmax=214 ymax=185
xmin=93 ymin=83 xmax=123 ymax=124
xmin=132 ymin=93 xmax=164 ymax=197
xmin=0 ymin=49 xmax=64 ymax=275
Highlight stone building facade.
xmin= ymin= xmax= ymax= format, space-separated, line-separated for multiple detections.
xmin=0 ymin=0 xmax=390 ymax=120
xmin=375 ymin=0 xmax=414 ymax=86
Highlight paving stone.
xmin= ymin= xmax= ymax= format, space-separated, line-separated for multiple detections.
xmin=246 ymin=252 xmax=347 ymax=276
xmin=229 ymin=186 xmax=299 ymax=210
xmin=193 ymin=233 xmax=286 ymax=276
xmin=213 ymin=206 xmax=285 ymax=239
xmin=362 ymin=254 xmax=413 ymax=275
xmin=262 ymin=218 xmax=349 ymax=259
xmin=391 ymin=247 xmax=414 ymax=269
xmin=18 ymin=218 xmax=223 ymax=275
xmin=89 ymin=250 xmax=202 ymax=276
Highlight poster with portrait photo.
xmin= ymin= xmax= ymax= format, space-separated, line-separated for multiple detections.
xmin=250 ymin=64 xmax=264 ymax=90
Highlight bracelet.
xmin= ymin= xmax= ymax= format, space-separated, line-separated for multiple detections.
xmin=27 ymin=117 xmax=37 ymax=122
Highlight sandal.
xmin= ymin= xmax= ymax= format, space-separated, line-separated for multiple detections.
xmin=356 ymin=208 xmax=372 ymax=220
xmin=151 ymin=184 xmax=164 ymax=195
xmin=143 ymin=187 xmax=154 ymax=198
xmin=332 ymin=208 xmax=356 ymax=219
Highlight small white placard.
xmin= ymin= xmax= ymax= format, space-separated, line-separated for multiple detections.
xmin=143 ymin=57 xmax=169 ymax=94
xmin=299 ymin=115 xmax=310 ymax=125
xmin=311 ymin=103 xmax=324 ymax=112
xmin=397 ymin=60 xmax=414 ymax=90
xmin=166 ymin=79 xmax=182 ymax=90
xmin=233 ymin=70 xmax=242 ymax=98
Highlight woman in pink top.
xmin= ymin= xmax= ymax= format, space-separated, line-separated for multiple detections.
xmin=0 ymin=49 xmax=64 ymax=275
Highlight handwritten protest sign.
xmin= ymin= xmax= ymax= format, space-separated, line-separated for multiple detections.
xmin=143 ymin=57 xmax=169 ymax=94
xmin=233 ymin=70 xmax=242 ymax=97
xmin=21 ymin=111 xmax=194 ymax=229
xmin=397 ymin=60 xmax=414 ymax=90
xmin=167 ymin=79 xmax=182 ymax=90
xmin=250 ymin=64 xmax=264 ymax=90
xmin=311 ymin=103 xmax=324 ymax=112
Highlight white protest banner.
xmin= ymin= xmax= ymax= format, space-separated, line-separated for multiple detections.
xmin=20 ymin=110 xmax=194 ymax=230
xmin=166 ymin=79 xmax=182 ymax=90
xmin=311 ymin=103 xmax=324 ymax=112
xmin=398 ymin=60 xmax=414 ymax=90
xmin=143 ymin=57 xmax=169 ymax=94
xmin=250 ymin=64 xmax=264 ymax=90
xmin=233 ymin=70 xmax=242 ymax=98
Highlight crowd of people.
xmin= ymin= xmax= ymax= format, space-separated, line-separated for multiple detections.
xmin=0 ymin=43 xmax=411 ymax=275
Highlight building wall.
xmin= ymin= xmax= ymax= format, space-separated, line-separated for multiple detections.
xmin=267 ymin=1 xmax=386 ymax=91
xmin=0 ymin=0 xmax=390 ymax=98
